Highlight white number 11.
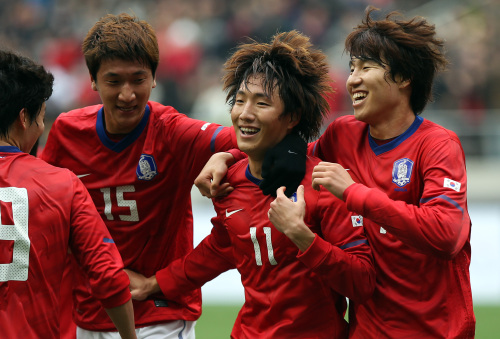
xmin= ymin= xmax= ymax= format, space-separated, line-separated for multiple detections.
xmin=250 ymin=226 xmax=277 ymax=266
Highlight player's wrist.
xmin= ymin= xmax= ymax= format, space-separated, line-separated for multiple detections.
xmin=284 ymin=222 xmax=314 ymax=252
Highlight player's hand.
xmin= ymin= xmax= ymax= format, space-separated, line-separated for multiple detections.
xmin=260 ymin=132 xmax=307 ymax=198
xmin=268 ymin=185 xmax=314 ymax=252
xmin=194 ymin=152 xmax=235 ymax=198
xmin=124 ymin=269 xmax=159 ymax=301
xmin=312 ymin=161 xmax=355 ymax=199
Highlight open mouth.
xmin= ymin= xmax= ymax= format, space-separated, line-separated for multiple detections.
xmin=240 ymin=127 xmax=260 ymax=135
xmin=352 ymin=92 xmax=367 ymax=104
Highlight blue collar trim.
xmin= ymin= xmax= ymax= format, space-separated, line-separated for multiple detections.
xmin=0 ymin=146 xmax=23 ymax=153
xmin=368 ymin=116 xmax=423 ymax=155
xmin=245 ymin=165 xmax=262 ymax=186
xmin=96 ymin=105 xmax=150 ymax=153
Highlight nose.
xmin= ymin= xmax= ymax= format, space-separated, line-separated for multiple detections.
xmin=118 ymin=83 xmax=136 ymax=102
xmin=238 ymin=102 xmax=255 ymax=121
xmin=346 ymin=69 xmax=362 ymax=89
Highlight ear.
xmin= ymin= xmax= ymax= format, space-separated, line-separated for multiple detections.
xmin=398 ymin=77 xmax=411 ymax=89
xmin=287 ymin=113 xmax=300 ymax=131
xmin=90 ymin=74 xmax=97 ymax=91
xmin=18 ymin=108 xmax=29 ymax=129
xmin=400 ymin=80 xmax=411 ymax=89
xmin=152 ymin=77 xmax=157 ymax=88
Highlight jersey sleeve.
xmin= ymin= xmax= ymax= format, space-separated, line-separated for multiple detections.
xmin=68 ymin=173 xmax=131 ymax=309
xmin=344 ymin=137 xmax=470 ymax=259
xmin=161 ymin=113 xmax=237 ymax=179
xmin=156 ymin=212 xmax=236 ymax=299
xmin=298 ymin=188 xmax=375 ymax=303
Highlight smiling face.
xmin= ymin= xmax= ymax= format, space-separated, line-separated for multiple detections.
xmin=346 ymin=57 xmax=408 ymax=127
xmin=231 ymin=74 xmax=297 ymax=167
xmin=92 ymin=58 xmax=156 ymax=134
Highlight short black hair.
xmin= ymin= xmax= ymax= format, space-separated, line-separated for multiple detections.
xmin=0 ymin=49 xmax=54 ymax=137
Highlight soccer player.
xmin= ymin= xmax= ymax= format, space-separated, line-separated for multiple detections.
xmin=40 ymin=13 xmax=240 ymax=339
xmin=195 ymin=7 xmax=475 ymax=338
xmin=0 ymin=50 xmax=136 ymax=338
xmin=126 ymin=30 xmax=375 ymax=338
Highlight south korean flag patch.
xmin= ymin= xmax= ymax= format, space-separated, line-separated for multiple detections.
xmin=351 ymin=215 xmax=363 ymax=227
xmin=444 ymin=178 xmax=461 ymax=192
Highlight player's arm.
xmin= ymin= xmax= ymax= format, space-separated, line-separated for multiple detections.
xmin=194 ymin=151 xmax=241 ymax=198
xmin=343 ymin=139 xmax=470 ymax=259
xmin=269 ymin=185 xmax=375 ymax=303
xmin=105 ymin=301 xmax=136 ymax=339
xmin=68 ymin=174 xmax=135 ymax=333
xmin=195 ymin=133 xmax=308 ymax=198
xmin=128 ymin=212 xmax=236 ymax=301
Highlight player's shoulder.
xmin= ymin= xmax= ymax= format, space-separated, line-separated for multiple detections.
xmin=418 ymin=117 xmax=460 ymax=141
xmin=148 ymin=101 xmax=182 ymax=121
xmin=54 ymin=104 xmax=102 ymax=126
xmin=325 ymin=114 xmax=367 ymax=136
xmin=30 ymin=155 xmax=76 ymax=180
xmin=226 ymin=159 xmax=249 ymax=182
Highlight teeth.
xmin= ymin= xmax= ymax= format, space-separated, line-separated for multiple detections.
xmin=353 ymin=92 xmax=367 ymax=103
xmin=240 ymin=127 xmax=259 ymax=135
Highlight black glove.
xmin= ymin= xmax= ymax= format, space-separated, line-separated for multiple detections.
xmin=260 ymin=132 xmax=307 ymax=197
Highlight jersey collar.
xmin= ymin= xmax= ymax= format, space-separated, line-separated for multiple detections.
xmin=368 ymin=116 xmax=423 ymax=156
xmin=96 ymin=105 xmax=150 ymax=152
xmin=245 ymin=165 xmax=262 ymax=186
xmin=0 ymin=146 xmax=23 ymax=153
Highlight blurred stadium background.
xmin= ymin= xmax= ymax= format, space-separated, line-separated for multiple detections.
xmin=1 ymin=0 xmax=498 ymax=337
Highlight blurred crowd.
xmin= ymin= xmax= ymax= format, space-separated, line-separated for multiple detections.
xmin=0 ymin=0 xmax=498 ymax=154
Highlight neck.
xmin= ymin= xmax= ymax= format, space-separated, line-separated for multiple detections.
xmin=369 ymin=112 xmax=416 ymax=140
xmin=248 ymin=157 xmax=263 ymax=180
xmin=0 ymin=139 xmax=17 ymax=148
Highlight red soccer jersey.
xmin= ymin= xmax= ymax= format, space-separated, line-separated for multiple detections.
xmin=310 ymin=115 xmax=475 ymax=338
xmin=158 ymin=157 xmax=375 ymax=338
xmin=0 ymin=147 xmax=130 ymax=338
xmin=40 ymin=101 xmax=236 ymax=330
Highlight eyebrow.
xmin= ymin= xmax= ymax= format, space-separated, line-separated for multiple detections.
xmin=102 ymin=70 xmax=149 ymax=77
xmin=236 ymin=89 xmax=270 ymax=99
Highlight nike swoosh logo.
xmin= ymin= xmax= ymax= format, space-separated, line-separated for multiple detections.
xmin=77 ymin=174 xmax=91 ymax=178
xmin=226 ymin=209 xmax=243 ymax=217
xmin=288 ymin=150 xmax=297 ymax=154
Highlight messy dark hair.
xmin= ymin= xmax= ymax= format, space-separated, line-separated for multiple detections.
xmin=0 ymin=49 xmax=53 ymax=137
xmin=345 ymin=6 xmax=448 ymax=115
xmin=82 ymin=13 xmax=159 ymax=80
xmin=223 ymin=30 xmax=333 ymax=141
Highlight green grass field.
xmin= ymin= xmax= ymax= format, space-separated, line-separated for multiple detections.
xmin=195 ymin=303 xmax=500 ymax=338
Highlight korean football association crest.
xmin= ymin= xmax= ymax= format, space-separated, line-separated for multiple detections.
xmin=392 ymin=158 xmax=414 ymax=187
xmin=136 ymin=154 xmax=158 ymax=180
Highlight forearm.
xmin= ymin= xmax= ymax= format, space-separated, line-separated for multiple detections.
xmin=298 ymin=235 xmax=375 ymax=303
xmin=105 ymin=299 xmax=136 ymax=339
xmin=346 ymin=183 xmax=469 ymax=258
xmin=157 ymin=235 xmax=235 ymax=299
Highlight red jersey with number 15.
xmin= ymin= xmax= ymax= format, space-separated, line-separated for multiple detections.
xmin=41 ymin=101 xmax=236 ymax=330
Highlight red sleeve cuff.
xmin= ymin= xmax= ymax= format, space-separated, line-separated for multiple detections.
xmin=342 ymin=183 xmax=357 ymax=202
xmin=100 ymin=287 xmax=132 ymax=309
xmin=227 ymin=149 xmax=247 ymax=162
xmin=297 ymin=235 xmax=335 ymax=269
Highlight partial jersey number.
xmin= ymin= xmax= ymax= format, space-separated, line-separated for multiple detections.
xmin=0 ymin=187 xmax=30 ymax=282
